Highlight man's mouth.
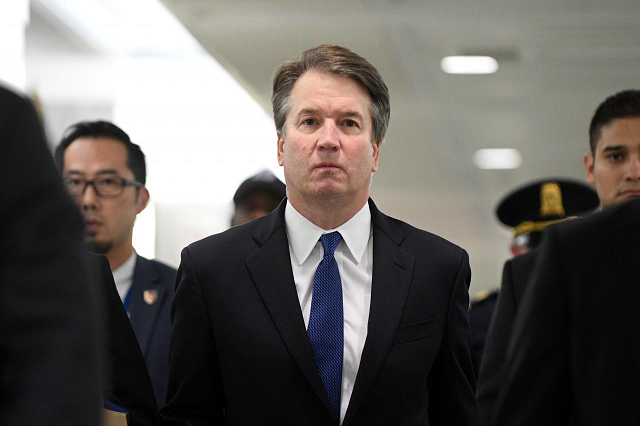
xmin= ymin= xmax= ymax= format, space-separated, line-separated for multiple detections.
xmin=618 ymin=189 xmax=640 ymax=199
xmin=314 ymin=162 xmax=341 ymax=171
xmin=84 ymin=219 xmax=102 ymax=233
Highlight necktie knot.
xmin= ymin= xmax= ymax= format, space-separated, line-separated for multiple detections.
xmin=320 ymin=232 xmax=342 ymax=257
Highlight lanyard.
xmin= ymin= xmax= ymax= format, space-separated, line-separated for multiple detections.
xmin=123 ymin=287 xmax=132 ymax=313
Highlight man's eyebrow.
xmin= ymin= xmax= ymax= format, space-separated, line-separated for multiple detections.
xmin=95 ymin=170 xmax=120 ymax=176
xmin=64 ymin=169 xmax=120 ymax=176
xmin=295 ymin=108 xmax=319 ymax=117
xmin=341 ymin=110 xmax=365 ymax=118
xmin=601 ymin=145 xmax=628 ymax=152
xmin=294 ymin=108 xmax=365 ymax=119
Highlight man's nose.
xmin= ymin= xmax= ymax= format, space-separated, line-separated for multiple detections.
xmin=626 ymin=155 xmax=640 ymax=181
xmin=318 ymin=121 xmax=340 ymax=151
xmin=80 ymin=183 xmax=100 ymax=210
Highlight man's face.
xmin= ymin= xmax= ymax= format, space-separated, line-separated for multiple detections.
xmin=277 ymin=70 xmax=380 ymax=207
xmin=584 ymin=117 xmax=640 ymax=208
xmin=232 ymin=192 xmax=282 ymax=226
xmin=63 ymin=137 xmax=148 ymax=254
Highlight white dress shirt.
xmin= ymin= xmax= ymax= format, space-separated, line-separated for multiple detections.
xmin=112 ymin=251 xmax=137 ymax=302
xmin=285 ymin=200 xmax=373 ymax=425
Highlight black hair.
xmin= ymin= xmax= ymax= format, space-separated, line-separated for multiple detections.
xmin=589 ymin=89 xmax=640 ymax=155
xmin=54 ymin=120 xmax=146 ymax=184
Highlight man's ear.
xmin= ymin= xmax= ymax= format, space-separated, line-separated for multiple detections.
xmin=277 ymin=132 xmax=285 ymax=166
xmin=371 ymin=139 xmax=381 ymax=172
xmin=583 ymin=152 xmax=595 ymax=184
xmin=136 ymin=187 xmax=150 ymax=214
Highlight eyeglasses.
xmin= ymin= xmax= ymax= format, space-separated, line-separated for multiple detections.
xmin=63 ymin=175 xmax=143 ymax=198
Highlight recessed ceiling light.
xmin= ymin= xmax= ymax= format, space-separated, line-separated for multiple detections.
xmin=440 ymin=56 xmax=499 ymax=74
xmin=473 ymin=149 xmax=521 ymax=169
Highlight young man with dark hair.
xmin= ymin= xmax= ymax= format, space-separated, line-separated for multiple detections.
xmin=56 ymin=120 xmax=176 ymax=406
xmin=584 ymin=89 xmax=640 ymax=208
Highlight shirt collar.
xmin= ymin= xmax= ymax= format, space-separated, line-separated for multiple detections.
xmin=112 ymin=250 xmax=137 ymax=284
xmin=285 ymin=200 xmax=372 ymax=266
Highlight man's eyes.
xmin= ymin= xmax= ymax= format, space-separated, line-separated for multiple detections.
xmin=299 ymin=118 xmax=361 ymax=129
xmin=606 ymin=152 xmax=625 ymax=161
xmin=98 ymin=177 xmax=121 ymax=186
xmin=67 ymin=177 xmax=84 ymax=185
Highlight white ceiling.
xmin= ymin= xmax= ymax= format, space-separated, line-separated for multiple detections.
xmin=28 ymin=0 xmax=640 ymax=292
xmin=157 ymin=0 xmax=640 ymax=291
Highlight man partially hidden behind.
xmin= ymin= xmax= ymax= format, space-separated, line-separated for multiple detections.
xmin=231 ymin=169 xmax=286 ymax=226
xmin=55 ymin=121 xmax=176 ymax=406
xmin=469 ymin=178 xmax=598 ymax=376
xmin=489 ymin=89 xmax=640 ymax=425
xmin=162 ymin=44 xmax=479 ymax=425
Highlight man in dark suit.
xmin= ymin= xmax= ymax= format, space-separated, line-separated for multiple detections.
xmin=0 ymin=84 xmax=102 ymax=426
xmin=479 ymin=89 xmax=640 ymax=425
xmin=475 ymin=179 xmax=598 ymax=423
xmin=492 ymin=196 xmax=640 ymax=425
xmin=162 ymin=44 xmax=479 ymax=425
xmin=55 ymin=120 xmax=176 ymax=406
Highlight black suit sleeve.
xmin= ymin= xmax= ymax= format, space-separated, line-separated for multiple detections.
xmin=0 ymin=88 xmax=102 ymax=425
xmin=476 ymin=260 xmax=517 ymax=425
xmin=161 ymin=247 xmax=227 ymax=425
xmin=428 ymin=250 xmax=480 ymax=426
xmin=492 ymin=229 xmax=572 ymax=426
xmin=87 ymin=254 xmax=160 ymax=426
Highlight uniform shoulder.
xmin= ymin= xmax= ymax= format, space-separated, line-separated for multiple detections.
xmin=470 ymin=288 xmax=499 ymax=307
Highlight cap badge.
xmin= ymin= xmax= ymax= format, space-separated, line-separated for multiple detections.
xmin=143 ymin=289 xmax=159 ymax=305
xmin=539 ymin=182 xmax=565 ymax=217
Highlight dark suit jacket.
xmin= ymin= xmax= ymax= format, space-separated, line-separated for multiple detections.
xmin=468 ymin=289 xmax=498 ymax=376
xmin=492 ymin=198 xmax=640 ymax=426
xmin=476 ymin=250 xmax=538 ymax=425
xmin=0 ymin=85 xmax=102 ymax=426
xmin=162 ymin=199 xmax=479 ymax=426
xmin=129 ymin=255 xmax=176 ymax=405
xmin=85 ymin=253 xmax=160 ymax=426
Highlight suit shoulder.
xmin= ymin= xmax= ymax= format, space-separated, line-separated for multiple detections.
xmin=0 ymin=84 xmax=31 ymax=110
xmin=150 ymin=258 xmax=177 ymax=276
xmin=137 ymin=255 xmax=177 ymax=282
xmin=185 ymin=216 xmax=264 ymax=257
xmin=384 ymin=214 xmax=467 ymax=259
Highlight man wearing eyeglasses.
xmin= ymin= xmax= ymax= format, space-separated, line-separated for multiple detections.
xmin=55 ymin=120 xmax=176 ymax=407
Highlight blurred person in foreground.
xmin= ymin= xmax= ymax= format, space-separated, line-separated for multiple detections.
xmin=55 ymin=120 xmax=176 ymax=406
xmin=489 ymin=89 xmax=640 ymax=425
xmin=231 ymin=169 xmax=286 ymax=226
xmin=469 ymin=179 xmax=598 ymax=376
xmin=0 ymin=83 xmax=101 ymax=425
xmin=162 ymin=44 xmax=479 ymax=425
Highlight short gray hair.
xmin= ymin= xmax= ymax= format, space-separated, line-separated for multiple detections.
xmin=271 ymin=44 xmax=390 ymax=143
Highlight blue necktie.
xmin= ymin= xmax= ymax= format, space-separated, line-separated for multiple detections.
xmin=308 ymin=232 xmax=343 ymax=422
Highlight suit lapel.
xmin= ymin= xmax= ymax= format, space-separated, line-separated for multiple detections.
xmin=245 ymin=202 xmax=334 ymax=415
xmin=129 ymin=256 xmax=166 ymax=355
xmin=343 ymin=200 xmax=415 ymax=426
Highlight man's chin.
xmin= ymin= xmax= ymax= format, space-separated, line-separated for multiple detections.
xmin=84 ymin=239 xmax=112 ymax=255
